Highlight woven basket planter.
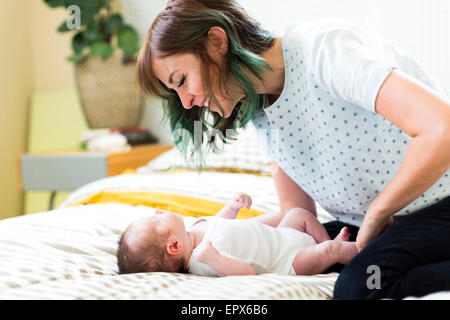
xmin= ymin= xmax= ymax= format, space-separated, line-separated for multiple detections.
xmin=75 ymin=51 xmax=143 ymax=129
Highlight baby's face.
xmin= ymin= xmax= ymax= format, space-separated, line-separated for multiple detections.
xmin=126 ymin=210 xmax=187 ymax=251
xmin=149 ymin=209 xmax=186 ymax=237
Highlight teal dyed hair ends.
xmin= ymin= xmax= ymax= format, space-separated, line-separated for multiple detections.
xmin=136 ymin=0 xmax=275 ymax=171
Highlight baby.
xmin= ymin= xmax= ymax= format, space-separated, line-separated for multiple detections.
xmin=117 ymin=193 xmax=358 ymax=276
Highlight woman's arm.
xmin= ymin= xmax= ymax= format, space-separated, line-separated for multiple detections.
xmin=252 ymin=162 xmax=317 ymax=226
xmin=357 ymin=69 xmax=450 ymax=251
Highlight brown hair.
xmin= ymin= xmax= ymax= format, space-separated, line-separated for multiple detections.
xmin=117 ymin=225 xmax=187 ymax=274
xmin=136 ymin=0 xmax=274 ymax=169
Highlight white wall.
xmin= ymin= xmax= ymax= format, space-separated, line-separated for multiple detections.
xmin=122 ymin=0 xmax=173 ymax=144
xmin=122 ymin=0 xmax=450 ymax=143
xmin=240 ymin=0 xmax=450 ymax=88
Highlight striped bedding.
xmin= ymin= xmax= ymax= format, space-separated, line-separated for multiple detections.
xmin=0 ymin=171 xmax=339 ymax=299
xmin=1 ymin=171 xmax=448 ymax=299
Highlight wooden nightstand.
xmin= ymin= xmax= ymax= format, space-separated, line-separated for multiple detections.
xmin=19 ymin=144 xmax=172 ymax=209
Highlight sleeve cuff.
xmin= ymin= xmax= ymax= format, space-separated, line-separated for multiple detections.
xmin=363 ymin=65 xmax=397 ymax=113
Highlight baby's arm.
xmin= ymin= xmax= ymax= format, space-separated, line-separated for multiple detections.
xmin=194 ymin=241 xmax=255 ymax=276
xmin=216 ymin=193 xmax=252 ymax=219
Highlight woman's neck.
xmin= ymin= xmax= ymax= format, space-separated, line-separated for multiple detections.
xmin=254 ymin=37 xmax=285 ymax=96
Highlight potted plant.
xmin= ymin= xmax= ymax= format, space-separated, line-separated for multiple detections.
xmin=44 ymin=0 xmax=143 ymax=129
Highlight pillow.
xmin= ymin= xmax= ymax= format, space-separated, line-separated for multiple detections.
xmin=138 ymin=124 xmax=271 ymax=175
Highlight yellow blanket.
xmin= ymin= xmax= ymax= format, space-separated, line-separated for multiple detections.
xmin=70 ymin=191 xmax=265 ymax=219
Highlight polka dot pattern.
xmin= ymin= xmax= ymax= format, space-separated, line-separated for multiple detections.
xmin=251 ymin=45 xmax=450 ymax=227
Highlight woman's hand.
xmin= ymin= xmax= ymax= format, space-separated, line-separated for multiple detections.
xmin=356 ymin=213 xmax=394 ymax=252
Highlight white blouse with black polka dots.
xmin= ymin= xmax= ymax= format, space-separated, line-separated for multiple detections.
xmin=251 ymin=20 xmax=450 ymax=226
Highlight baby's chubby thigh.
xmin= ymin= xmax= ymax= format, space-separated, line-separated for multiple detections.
xmin=279 ymin=207 xmax=331 ymax=243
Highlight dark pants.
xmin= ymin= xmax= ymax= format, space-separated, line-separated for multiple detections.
xmin=323 ymin=196 xmax=450 ymax=299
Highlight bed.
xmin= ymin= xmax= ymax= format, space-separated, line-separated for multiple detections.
xmin=1 ymin=126 xmax=449 ymax=300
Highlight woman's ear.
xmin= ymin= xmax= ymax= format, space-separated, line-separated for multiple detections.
xmin=166 ymin=238 xmax=183 ymax=256
xmin=207 ymin=26 xmax=228 ymax=56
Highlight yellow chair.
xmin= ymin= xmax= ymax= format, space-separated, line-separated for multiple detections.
xmin=24 ymin=88 xmax=88 ymax=214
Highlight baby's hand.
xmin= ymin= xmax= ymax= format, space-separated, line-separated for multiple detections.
xmin=229 ymin=192 xmax=252 ymax=210
xmin=193 ymin=241 xmax=220 ymax=264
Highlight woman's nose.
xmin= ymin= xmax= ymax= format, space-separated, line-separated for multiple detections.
xmin=179 ymin=93 xmax=195 ymax=110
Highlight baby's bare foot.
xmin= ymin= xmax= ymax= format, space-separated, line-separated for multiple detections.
xmin=334 ymin=226 xmax=351 ymax=241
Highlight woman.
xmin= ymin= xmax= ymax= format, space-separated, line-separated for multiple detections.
xmin=136 ymin=0 xmax=450 ymax=299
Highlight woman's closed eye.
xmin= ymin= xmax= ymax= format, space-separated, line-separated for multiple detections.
xmin=178 ymin=75 xmax=186 ymax=88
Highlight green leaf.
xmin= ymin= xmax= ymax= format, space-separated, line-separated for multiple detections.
xmin=44 ymin=0 xmax=67 ymax=8
xmin=117 ymin=27 xmax=140 ymax=58
xmin=105 ymin=14 xmax=123 ymax=34
xmin=79 ymin=6 xmax=102 ymax=25
xmin=57 ymin=20 xmax=71 ymax=32
xmin=84 ymin=20 xmax=101 ymax=42
xmin=90 ymin=41 xmax=114 ymax=60
xmin=72 ymin=31 xmax=89 ymax=53
xmin=67 ymin=52 xmax=86 ymax=63
xmin=67 ymin=0 xmax=106 ymax=7
xmin=45 ymin=0 xmax=110 ymax=9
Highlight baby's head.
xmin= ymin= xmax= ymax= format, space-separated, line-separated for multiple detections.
xmin=117 ymin=209 xmax=190 ymax=274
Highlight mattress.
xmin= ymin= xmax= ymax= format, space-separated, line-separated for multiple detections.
xmin=0 ymin=171 xmax=338 ymax=300
xmin=2 ymin=170 xmax=449 ymax=299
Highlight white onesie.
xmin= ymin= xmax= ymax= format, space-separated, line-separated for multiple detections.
xmin=186 ymin=216 xmax=316 ymax=276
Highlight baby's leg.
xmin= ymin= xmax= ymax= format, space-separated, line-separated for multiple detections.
xmin=292 ymin=240 xmax=358 ymax=275
xmin=278 ymin=208 xmax=351 ymax=243
xmin=278 ymin=208 xmax=344 ymax=243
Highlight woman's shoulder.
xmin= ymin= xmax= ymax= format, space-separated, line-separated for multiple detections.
xmin=282 ymin=19 xmax=380 ymax=49
xmin=284 ymin=19 xmax=369 ymax=37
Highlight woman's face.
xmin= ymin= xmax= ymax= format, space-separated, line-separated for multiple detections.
xmin=151 ymin=52 xmax=245 ymax=118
